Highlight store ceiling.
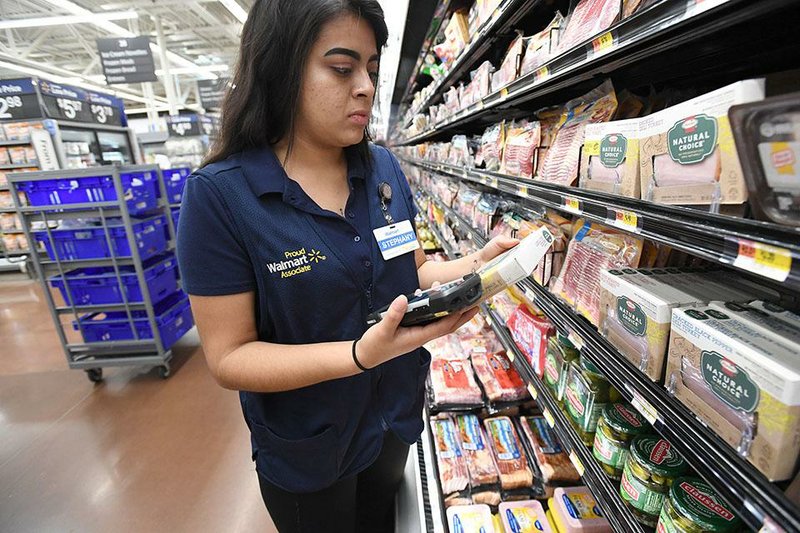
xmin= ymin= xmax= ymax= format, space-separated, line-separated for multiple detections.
xmin=0 ymin=0 xmax=253 ymax=113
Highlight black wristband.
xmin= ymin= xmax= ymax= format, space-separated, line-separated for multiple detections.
xmin=352 ymin=338 xmax=369 ymax=372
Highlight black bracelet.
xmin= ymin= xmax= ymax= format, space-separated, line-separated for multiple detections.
xmin=352 ymin=338 xmax=369 ymax=372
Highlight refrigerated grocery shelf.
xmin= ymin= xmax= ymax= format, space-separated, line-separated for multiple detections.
xmin=398 ymin=0 xmax=453 ymax=107
xmin=0 ymin=139 xmax=33 ymax=147
xmin=404 ymin=157 xmax=800 ymax=296
xmin=0 ymin=164 xmax=34 ymax=170
xmin=397 ymin=0 xmax=797 ymax=145
xmin=417 ymin=183 xmax=800 ymax=533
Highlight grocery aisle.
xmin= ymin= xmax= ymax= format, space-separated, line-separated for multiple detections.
xmin=0 ymin=274 xmax=277 ymax=533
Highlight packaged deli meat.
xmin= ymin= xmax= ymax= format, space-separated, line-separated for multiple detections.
xmin=482 ymin=122 xmax=506 ymax=171
xmin=520 ymin=416 xmax=581 ymax=485
xmin=507 ymin=305 xmax=555 ymax=377
xmin=471 ymin=349 xmax=529 ymax=403
xmin=639 ymin=79 xmax=765 ymax=207
xmin=729 ymin=92 xmax=800 ymax=226
xmin=520 ymin=12 xmax=565 ymax=77
xmin=484 ymin=416 xmax=534 ymax=490
xmin=550 ymin=486 xmax=612 ymax=533
xmin=667 ymin=306 xmax=800 ymax=481
xmin=429 ymin=358 xmax=484 ymax=408
xmin=500 ymin=500 xmax=555 ymax=533
xmin=557 ymin=0 xmax=621 ymax=53
xmin=501 ymin=120 xmax=541 ymax=179
xmin=455 ymin=414 xmax=500 ymax=488
xmin=580 ymin=118 xmax=641 ymax=198
xmin=431 ymin=417 xmax=470 ymax=495
xmin=708 ymin=301 xmax=800 ymax=347
xmin=447 ymin=504 xmax=495 ymax=533
xmin=553 ymin=220 xmax=644 ymax=326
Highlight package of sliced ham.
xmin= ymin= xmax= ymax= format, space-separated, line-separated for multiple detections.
xmin=519 ymin=416 xmax=581 ymax=485
xmin=501 ymin=120 xmax=541 ymax=178
xmin=471 ymin=350 xmax=529 ymax=403
xmin=506 ymin=305 xmax=555 ymax=377
xmin=552 ymin=221 xmax=643 ymax=326
xmin=455 ymin=414 xmax=500 ymax=488
xmin=557 ymin=0 xmax=621 ymax=53
xmin=429 ymin=358 xmax=485 ymax=408
xmin=484 ymin=416 xmax=534 ymax=490
xmin=431 ymin=417 xmax=470 ymax=496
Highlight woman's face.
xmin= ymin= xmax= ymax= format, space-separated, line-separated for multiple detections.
xmin=296 ymin=14 xmax=379 ymax=149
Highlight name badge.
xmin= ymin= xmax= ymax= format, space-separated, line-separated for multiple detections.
xmin=373 ymin=220 xmax=420 ymax=260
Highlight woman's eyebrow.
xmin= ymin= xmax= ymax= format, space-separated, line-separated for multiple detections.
xmin=324 ymin=47 xmax=380 ymax=63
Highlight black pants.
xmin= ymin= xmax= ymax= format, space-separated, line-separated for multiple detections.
xmin=258 ymin=431 xmax=410 ymax=533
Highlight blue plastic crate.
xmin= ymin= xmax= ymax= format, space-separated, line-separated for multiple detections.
xmin=18 ymin=170 xmax=159 ymax=215
xmin=50 ymin=254 xmax=179 ymax=306
xmin=75 ymin=291 xmax=193 ymax=350
xmin=34 ymin=215 xmax=168 ymax=261
xmin=163 ymin=168 xmax=190 ymax=204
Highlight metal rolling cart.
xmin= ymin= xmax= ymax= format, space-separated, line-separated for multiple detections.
xmin=8 ymin=164 xmax=193 ymax=382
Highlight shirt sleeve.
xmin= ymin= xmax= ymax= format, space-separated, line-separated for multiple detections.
xmin=384 ymin=147 xmax=418 ymax=219
xmin=176 ymin=173 xmax=257 ymax=296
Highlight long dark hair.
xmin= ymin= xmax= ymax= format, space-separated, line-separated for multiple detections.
xmin=204 ymin=0 xmax=388 ymax=167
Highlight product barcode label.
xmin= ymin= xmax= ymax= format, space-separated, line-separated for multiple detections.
xmin=732 ymin=238 xmax=792 ymax=282
xmin=563 ymin=196 xmax=583 ymax=215
xmin=543 ymin=408 xmax=555 ymax=428
xmin=569 ymin=451 xmax=586 ymax=477
xmin=591 ymin=32 xmax=614 ymax=55
xmin=607 ymin=208 xmax=642 ymax=233
xmin=527 ymin=383 xmax=538 ymax=400
xmin=630 ymin=389 xmax=661 ymax=426
xmin=518 ymin=185 xmax=528 ymax=197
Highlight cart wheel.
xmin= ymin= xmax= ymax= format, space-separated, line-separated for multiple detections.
xmin=158 ymin=364 xmax=171 ymax=379
xmin=86 ymin=368 xmax=103 ymax=383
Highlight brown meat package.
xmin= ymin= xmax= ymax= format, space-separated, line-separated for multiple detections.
xmin=431 ymin=417 xmax=470 ymax=496
xmin=483 ymin=416 xmax=533 ymax=490
xmin=519 ymin=416 xmax=581 ymax=485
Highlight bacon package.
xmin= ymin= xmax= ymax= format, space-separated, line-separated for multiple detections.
xmin=430 ymin=359 xmax=485 ymax=407
xmin=520 ymin=12 xmax=565 ymax=76
xmin=471 ymin=350 xmax=529 ymax=403
xmin=484 ymin=416 xmax=534 ymax=490
xmin=455 ymin=414 xmax=501 ymax=488
xmin=553 ymin=220 xmax=643 ymax=326
xmin=557 ymin=0 xmax=621 ymax=53
xmin=431 ymin=417 xmax=470 ymax=496
xmin=501 ymin=120 xmax=541 ymax=178
xmin=481 ymin=122 xmax=506 ymax=171
xmin=520 ymin=416 xmax=581 ymax=485
xmin=507 ymin=305 xmax=555 ymax=377
xmin=492 ymin=32 xmax=525 ymax=91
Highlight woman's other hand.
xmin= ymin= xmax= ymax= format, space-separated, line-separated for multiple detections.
xmin=477 ymin=235 xmax=519 ymax=266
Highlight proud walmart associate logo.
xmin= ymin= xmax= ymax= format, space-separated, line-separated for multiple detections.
xmin=266 ymin=247 xmax=326 ymax=278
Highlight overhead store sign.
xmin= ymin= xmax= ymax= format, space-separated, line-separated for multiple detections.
xmin=0 ymin=78 xmax=43 ymax=121
xmin=166 ymin=114 xmax=219 ymax=138
xmin=38 ymin=80 xmax=126 ymax=126
xmin=197 ymin=78 xmax=229 ymax=110
xmin=96 ymin=36 xmax=157 ymax=84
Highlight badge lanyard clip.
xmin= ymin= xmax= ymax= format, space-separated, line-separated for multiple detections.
xmin=378 ymin=182 xmax=394 ymax=225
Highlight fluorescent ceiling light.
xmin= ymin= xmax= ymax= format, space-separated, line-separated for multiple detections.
xmin=0 ymin=11 xmax=137 ymax=30
xmin=155 ymin=65 xmax=229 ymax=76
xmin=218 ymin=0 xmax=248 ymax=23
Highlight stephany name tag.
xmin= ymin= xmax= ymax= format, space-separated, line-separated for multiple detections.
xmin=373 ymin=219 xmax=420 ymax=260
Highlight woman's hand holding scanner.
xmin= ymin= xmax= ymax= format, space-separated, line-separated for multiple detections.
xmin=355 ymin=294 xmax=478 ymax=369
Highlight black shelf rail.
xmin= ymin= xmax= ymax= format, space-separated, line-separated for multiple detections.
xmin=397 ymin=0 xmax=795 ymax=145
xmin=482 ymin=304 xmax=647 ymax=533
xmin=418 ymin=183 xmax=800 ymax=532
xmin=401 ymin=0 xmax=540 ymax=128
xmin=404 ymin=157 xmax=800 ymax=295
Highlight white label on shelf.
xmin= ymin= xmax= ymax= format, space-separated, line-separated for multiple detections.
xmin=507 ymin=351 xmax=515 ymax=363
xmin=527 ymin=383 xmax=538 ymax=400
xmin=569 ymin=450 xmax=586 ymax=477
xmin=543 ymin=408 xmax=555 ymax=428
xmin=732 ymin=238 xmax=792 ymax=283
xmin=524 ymin=288 xmax=536 ymax=302
xmin=518 ymin=185 xmax=528 ymax=197
xmin=567 ymin=332 xmax=585 ymax=351
xmin=607 ymin=208 xmax=642 ymax=233
xmin=630 ymin=389 xmax=661 ymax=426
xmin=563 ymin=196 xmax=583 ymax=215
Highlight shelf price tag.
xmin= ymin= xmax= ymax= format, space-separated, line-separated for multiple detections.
xmin=534 ymin=67 xmax=549 ymax=83
xmin=567 ymin=332 xmax=585 ymax=351
xmin=518 ymin=185 xmax=528 ymax=197
xmin=527 ymin=383 xmax=538 ymax=400
xmin=507 ymin=351 xmax=515 ymax=363
xmin=629 ymin=389 xmax=661 ymax=426
xmin=491 ymin=178 xmax=499 ymax=189
xmin=543 ymin=408 xmax=555 ymax=428
xmin=607 ymin=208 xmax=642 ymax=233
xmin=500 ymin=88 xmax=509 ymax=100
xmin=569 ymin=451 xmax=586 ymax=477
xmin=591 ymin=32 xmax=615 ymax=56
xmin=563 ymin=196 xmax=583 ymax=215
xmin=524 ymin=287 xmax=536 ymax=302
xmin=732 ymin=238 xmax=792 ymax=282
xmin=478 ymin=100 xmax=485 ymax=110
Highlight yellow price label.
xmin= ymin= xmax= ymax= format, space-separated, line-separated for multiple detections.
xmin=569 ymin=451 xmax=586 ymax=477
xmin=592 ymin=32 xmax=614 ymax=54
xmin=491 ymin=178 xmax=499 ymax=189
xmin=478 ymin=100 xmax=485 ymax=110
xmin=543 ymin=408 xmax=555 ymax=428
xmin=485 ymin=315 xmax=493 ymax=326
xmin=734 ymin=239 xmax=793 ymax=282
xmin=518 ymin=185 xmax=528 ymax=197
xmin=527 ymin=383 xmax=538 ymax=400
xmin=500 ymin=88 xmax=509 ymax=100
xmin=535 ymin=67 xmax=549 ymax=81
xmin=583 ymin=140 xmax=601 ymax=157
xmin=563 ymin=197 xmax=582 ymax=215
xmin=609 ymin=209 xmax=640 ymax=232
xmin=508 ymin=351 xmax=515 ymax=363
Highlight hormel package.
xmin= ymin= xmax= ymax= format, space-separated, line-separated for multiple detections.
xmin=478 ymin=226 xmax=554 ymax=299
xmin=580 ymin=118 xmax=641 ymax=198
xmin=639 ymin=79 xmax=765 ymax=206
xmin=708 ymin=301 xmax=800 ymax=348
xmin=748 ymin=300 xmax=800 ymax=329
xmin=599 ymin=269 xmax=705 ymax=381
xmin=666 ymin=306 xmax=800 ymax=480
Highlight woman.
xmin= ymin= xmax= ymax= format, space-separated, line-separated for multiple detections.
xmin=176 ymin=1 xmax=517 ymax=531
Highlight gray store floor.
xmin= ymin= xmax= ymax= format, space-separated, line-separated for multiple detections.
xmin=0 ymin=274 xmax=276 ymax=532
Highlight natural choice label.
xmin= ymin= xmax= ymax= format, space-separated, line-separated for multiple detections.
xmin=600 ymin=133 xmax=628 ymax=168
xmin=621 ymin=461 xmax=666 ymax=515
xmin=617 ymin=297 xmax=647 ymax=337
xmin=667 ymin=114 xmax=719 ymax=165
xmin=701 ymin=350 xmax=760 ymax=413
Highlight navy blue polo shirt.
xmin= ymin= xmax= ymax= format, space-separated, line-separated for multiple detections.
xmin=176 ymin=143 xmax=430 ymax=493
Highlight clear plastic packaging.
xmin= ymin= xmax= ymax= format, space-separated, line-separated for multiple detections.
xmin=520 ymin=13 xmax=564 ymax=76
xmin=484 ymin=416 xmax=533 ymax=490
xmin=501 ymin=120 xmax=541 ymax=178
xmin=481 ymin=122 xmax=506 ymax=171
xmin=431 ymin=417 xmax=470 ymax=496
xmin=455 ymin=413 xmax=500 ymax=489
xmin=519 ymin=416 xmax=581 ymax=485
